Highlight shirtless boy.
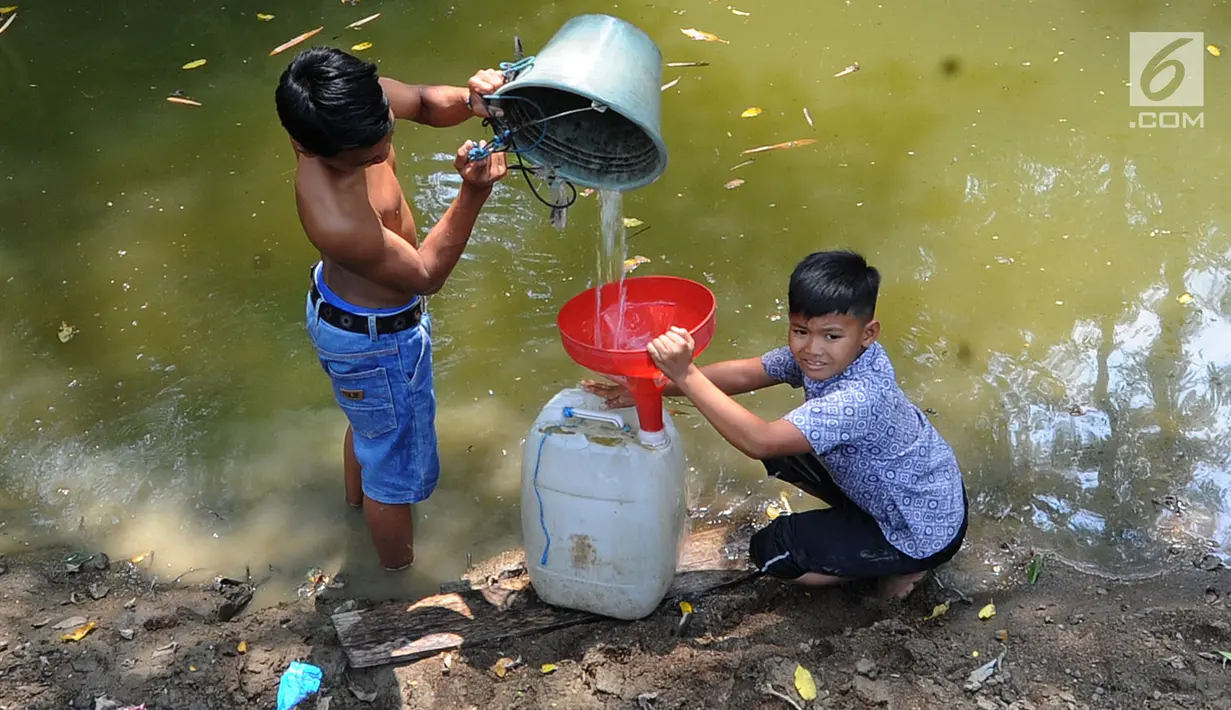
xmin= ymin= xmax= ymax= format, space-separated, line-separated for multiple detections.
xmin=275 ymin=46 xmax=507 ymax=570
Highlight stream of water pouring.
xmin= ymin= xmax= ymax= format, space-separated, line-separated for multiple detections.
xmin=596 ymin=189 xmax=629 ymax=348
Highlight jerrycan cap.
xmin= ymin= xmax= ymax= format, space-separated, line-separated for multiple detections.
xmin=638 ymin=428 xmax=669 ymax=449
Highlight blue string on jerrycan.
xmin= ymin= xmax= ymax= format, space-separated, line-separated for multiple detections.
xmin=464 ymin=14 xmax=669 ymax=207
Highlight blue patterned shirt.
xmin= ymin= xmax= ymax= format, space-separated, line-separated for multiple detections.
xmin=761 ymin=342 xmax=965 ymax=558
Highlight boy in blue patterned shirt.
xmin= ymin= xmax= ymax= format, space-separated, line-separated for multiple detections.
xmin=584 ymin=250 xmax=967 ymax=599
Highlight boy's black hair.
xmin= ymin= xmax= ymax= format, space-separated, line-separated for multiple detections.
xmin=274 ymin=46 xmax=394 ymax=158
xmin=788 ymin=250 xmax=880 ymax=321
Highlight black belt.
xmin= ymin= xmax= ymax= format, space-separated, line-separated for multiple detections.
xmin=309 ymin=280 xmax=422 ymax=336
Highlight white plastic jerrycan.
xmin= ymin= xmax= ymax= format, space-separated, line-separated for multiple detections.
xmin=521 ymin=387 xmax=687 ymax=620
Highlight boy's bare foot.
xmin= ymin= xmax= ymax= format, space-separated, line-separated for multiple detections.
xmin=877 ymin=571 xmax=927 ymax=600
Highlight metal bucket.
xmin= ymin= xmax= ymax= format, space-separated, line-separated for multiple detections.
xmin=490 ymin=14 xmax=668 ymax=192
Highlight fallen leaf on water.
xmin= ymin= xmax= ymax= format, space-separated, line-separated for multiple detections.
xmin=256 ymin=13 xmax=275 ymax=21
xmin=182 ymin=59 xmax=207 ymax=70
xmin=492 ymin=656 xmax=517 ymax=679
xmin=0 ymin=11 xmax=16 ymax=34
xmin=0 ymin=6 xmax=16 ymax=13
xmin=270 ymin=26 xmax=324 ymax=56
xmin=237 ymin=640 xmax=248 ymax=654
xmin=57 ymin=322 xmax=76 ymax=343
xmin=665 ymin=61 xmax=709 ymax=67
xmin=579 ymin=188 xmax=595 ymax=197
xmin=923 ymin=602 xmax=950 ymax=621
xmin=1208 ymin=44 xmax=1222 ymax=57
xmin=803 ymin=107 xmax=814 ymax=129
xmin=978 ymin=602 xmax=996 ymax=620
xmin=623 ymin=217 xmax=644 ymax=228
xmin=724 ymin=178 xmax=745 ymax=189
xmin=347 ymin=13 xmax=381 ymax=29
xmin=661 ymin=77 xmax=680 ymax=91
xmin=351 ymin=41 xmax=373 ymax=51
xmin=766 ymin=503 xmax=781 ymax=520
xmin=680 ymin=28 xmax=728 ymax=43
xmin=679 ymin=600 xmax=693 ymax=615
xmin=541 ymin=663 xmax=557 ymax=674
xmin=834 ymin=62 xmax=860 ymax=78
xmin=794 ymin=664 xmax=818 ymax=701
xmin=166 ymin=96 xmax=203 ymax=107
xmin=623 ymin=255 xmax=650 ymax=273
xmin=62 ymin=621 xmax=97 ymax=642
xmin=740 ymin=138 xmax=817 ymax=156
xmin=740 ymin=107 xmax=762 ymax=118
xmin=731 ymin=8 xmax=750 ymax=16
xmin=1178 ymin=292 xmax=1194 ymax=304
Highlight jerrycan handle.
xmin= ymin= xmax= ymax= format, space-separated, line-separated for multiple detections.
xmin=562 ymin=406 xmax=629 ymax=431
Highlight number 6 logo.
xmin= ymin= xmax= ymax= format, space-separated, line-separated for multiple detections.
xmin=1129 ymin=32 xmax=1204 ymax=107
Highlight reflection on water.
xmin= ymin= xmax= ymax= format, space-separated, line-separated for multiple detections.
xmin=1 ymin=0 xmax=1230 ymax=602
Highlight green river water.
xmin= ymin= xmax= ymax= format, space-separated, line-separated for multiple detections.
xmin=1 ymin=0 xmax=1230 ymax=603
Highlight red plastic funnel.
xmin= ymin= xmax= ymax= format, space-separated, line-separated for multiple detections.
xmin=558 ymin=275 xmax=717 ymax=434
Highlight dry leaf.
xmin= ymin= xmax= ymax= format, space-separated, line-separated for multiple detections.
xmin=492 ymin=657 xmax=516 ymax=678
xmin=665 ymin=61 xmax=709 ymax=67
xmin=0 ymin=11 xmax=16 ymax=34
xmin=740 ymin=107 xmax=762 ymax=118
xmin=166 ymin=96 xmax=202 ymax=107
xmin=130 ymin=552 xmax=151 ymax=564
xmin=351 ymin=41 xmax=373 ymax=51
xmin=834 ymin=62 xmax=860 ymax=78
xmin=61 ymin=621 xmax=97 ymax=642
xmin=680 ymin=28 xmax=729 ymax=43
xmin=1208 ymin=44 xmax=1222 ymax=57
xmin=924 ymin=602 xmax=950 ymax=620
xmin=731 ymin=8 xmax=750 ymax=16
xmin=237 ymin=640 xmax=248 ymax=654
xmin=679 ymin=600 xmax=694 ymax=615
xmin=978 ymin=602 xmax=996 ymax=620
xmin=347 ymin=13 xmax=381 ymax=29
xmin=724 ymin=178 xmax=745 ymax=189
xmin=623 ymin=255 xmax=650 ymax=273
xmin=541 ymin=663 xmax=558 ymax=674
xmin=661 ymin=77 xmax=680 ymax=91
xmin=1178 ymin=292 xmax=1194 ymax=304
xmin=794 ymin=665 xmax=818 ymax=701
xmin=256 ymin=13 xmax=275 ymax=21
xmin=57 ymin=322 xmax=76 ymax=343
xmin=623 ymin=217 xmax=644 ymax=228
xmin=0 ymin=6 xmax=17 ymax=13
xmin=740 ymin=138 xmax=817 ymax=156
xmin=803 ymin=107 xmax=814 ymax=129
xmin=766 ymin=503 xmax=781 ymax=520
xmin=270 ymin=26 xmax=324 ymax=56
xmin=182 ymin=59 xmax=207 ymax=70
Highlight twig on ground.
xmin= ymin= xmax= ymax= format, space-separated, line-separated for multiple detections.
xmin=761 ymin=683 xmax=804 ymax=710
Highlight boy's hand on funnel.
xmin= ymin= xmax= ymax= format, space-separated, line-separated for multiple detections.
xmin=580 ymin=379 xmax=634 ymax=409
xmin=456 ymin=140 xmax=508 ymax=189
xmin=647 ymin=327 xmax=696 ymax=382
xmin=467 ymin=68 xmax=505 ymax=118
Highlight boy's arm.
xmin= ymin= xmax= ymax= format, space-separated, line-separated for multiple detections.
xmin=663 ymin=357 xmax=778 ymax=397
xmin=379 ymin=69 xmax=504 ymax=128
xmin=672 ymin=364 xmax=813 ymax=459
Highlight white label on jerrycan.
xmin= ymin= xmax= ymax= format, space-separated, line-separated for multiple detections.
xmin=521 ymin=388 xmax=687 ymax=620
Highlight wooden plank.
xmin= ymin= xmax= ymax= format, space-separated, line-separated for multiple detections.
xmin=333 ymin=521 xmax=757 ymax=669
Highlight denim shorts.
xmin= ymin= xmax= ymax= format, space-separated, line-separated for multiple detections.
xmin=304 ymin=290 xmax=440 ymax=505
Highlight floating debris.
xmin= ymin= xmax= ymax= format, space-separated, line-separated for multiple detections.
xmin=623 ymin=255 xmax=650 ymax=273
xmin=834 ymin=62 xmax=860 ymax=78
xmin=166 ymin=96 xmax=202 ymax=107
xmin=665 ymin=61 xmax=709 ymax=67
xmin=57 ymin=322 xmax=77 ymax=343
xmin=351 ymin=41 xmax=372 ymax=52
xmin=622 ymin=217 xmax=644 ymax=228
xmin=740 ymin=107 xmax=762 ymax=118
xmin=182 ymin=59 xmax=207 ymax=70
xmin=731 ymin=7 xmax=750 ymax=16
xmin=740 ymin=138 xmax=816 ymax=156
xmin=730 ymin=159 xmax=755 ymax=170
xmin=1177 ymin=292 xmax=1195 ymax=304
xmin=1208 ymin=44 xmax=1222 ymax=57
xmin=270 ymin=26 xmax=324 ymax=56
xmin=680 ymin=28 xmax=728 ymax=43
xmin=661 ymin=77 xmax=680 ymax=91
xmin=256 ymin=13 xmax=275 ymax=21
xmin=347 ymin=12 xmax=381 ymax=29
xmin=724 ymin=178 xmax=745 ymax=189
xmin=0 ymin=6 xmax=16 ymax=13
xmin=803 ymin=107 xmax=814 ymax=129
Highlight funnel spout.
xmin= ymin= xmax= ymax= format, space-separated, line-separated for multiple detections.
xmin=629 ymin=378 xmax=665 ymax=434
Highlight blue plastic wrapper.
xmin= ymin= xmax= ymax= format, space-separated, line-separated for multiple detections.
xmin=277 ymin=661 xmax=323 ymax=710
